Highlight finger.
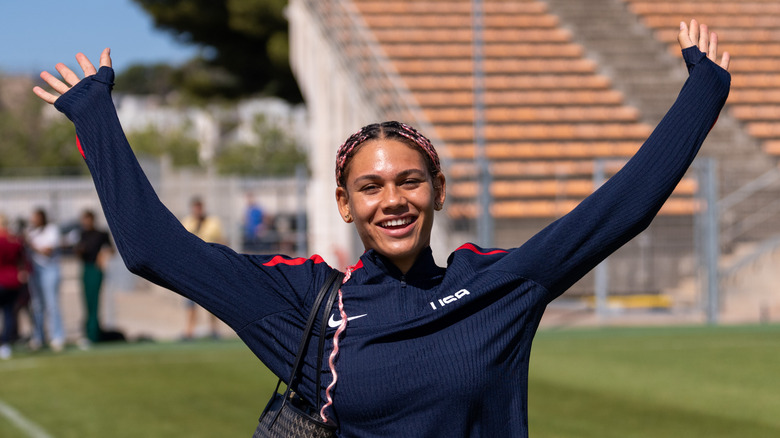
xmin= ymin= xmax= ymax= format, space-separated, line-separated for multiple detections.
xmin=40 ymin=70 xmax=71 ymax=95
xmin=99 ymin=48 xmax=112 ymax=68
xmin=720 ymin=52 xmax=730 ymax=71
xmin=678 ymin=21 xmax=693 ymax=49
xmin=55 ymin=63 xmax=81 ymax=87
xmin=32 ymin=86 xmax=58 ymax=105
xmin=689 ymin=19 xmax=699 ymax=48
xmin=708 ymin=32 xmax=718 ymax=60
xmin=76 ymin=52 xmax=97 ymax=77
xmin=698 ymin=23 xmax=709 ymax=55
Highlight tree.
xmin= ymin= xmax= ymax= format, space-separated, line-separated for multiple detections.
xmin=131 ymin=0 xmax=300 ymax=102
xmin=216 ymin=114 xmax=307 ymax=176
xmin=126 ymin=125 xmax=202 ymax=168
xmin=0 ymin=75 xmax=85 ymax=176
xmin=114 ymin=63 xmax=180 ymax=96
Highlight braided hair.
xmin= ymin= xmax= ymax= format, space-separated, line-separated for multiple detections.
xmin=335 ymin=121 xmax=442 ymax=188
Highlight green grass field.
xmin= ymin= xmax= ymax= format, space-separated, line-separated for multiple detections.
xmin=0 ymin=324 xmax=778 ymax=437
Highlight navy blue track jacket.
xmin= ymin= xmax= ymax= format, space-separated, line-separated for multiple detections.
xmin=54 ymin=47 xmax=729 ymax=437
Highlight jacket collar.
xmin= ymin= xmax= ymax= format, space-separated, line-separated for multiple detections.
xmin=358 ymin=247 xmax=444 ymax=286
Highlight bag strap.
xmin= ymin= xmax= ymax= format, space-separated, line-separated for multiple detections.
xmin=316 ymin=272 xmax=343 ymax=409
xmin=268 ymin=269 xmax=343 ymax=427
xmin=286 ymin=269 xmax=342 ymax=393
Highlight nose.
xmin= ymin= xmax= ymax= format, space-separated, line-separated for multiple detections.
xmin=382 ymin=185 xmax=407 ymax=210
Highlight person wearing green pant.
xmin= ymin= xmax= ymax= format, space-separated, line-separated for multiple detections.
xmin=74 ymin=210 xmax=113 ymax=345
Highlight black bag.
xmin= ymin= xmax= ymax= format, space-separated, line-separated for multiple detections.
xmin=253 ymin=270 xmax=344 ymax=438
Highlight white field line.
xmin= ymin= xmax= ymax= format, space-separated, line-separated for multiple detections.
xmin=0 ymin=398 xmax=54 ymax=438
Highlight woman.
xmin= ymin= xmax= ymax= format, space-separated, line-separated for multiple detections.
xmin=0 ymin=214 xmax=29 ymax=360
xmin=34 ymin=20 xmax=730 ymax=437
xmin=26 ymin=208 xmax=65 ymax=352
xmin=73 ymin=209 xmax=114 ymax=344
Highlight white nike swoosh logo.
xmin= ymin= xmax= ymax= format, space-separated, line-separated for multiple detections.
xmin=328 ymin=313 xmax=368 ymax=328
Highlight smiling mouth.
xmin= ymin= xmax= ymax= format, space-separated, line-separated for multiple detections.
xmin=379 ymin=217 xmax=415 ymax=229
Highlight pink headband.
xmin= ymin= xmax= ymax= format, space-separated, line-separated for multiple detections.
xmin=335 ymin=121 xmax=441 ymax=187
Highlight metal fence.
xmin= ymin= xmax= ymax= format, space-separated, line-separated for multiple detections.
xmin=5 ymin=156 xmax=777 ymax=324
xmin=539 ymin=158 xmax=720 ymax=322
xmin=0 ymin=157 xmax=308 ymax=256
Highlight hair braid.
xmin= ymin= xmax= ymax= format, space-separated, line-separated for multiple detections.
xmin=335 ymin=121 xmax=441 ymax=188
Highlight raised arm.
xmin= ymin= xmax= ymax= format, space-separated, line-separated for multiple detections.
xmin=32 ymin=50 xmax=329 ymax=332
xmin=502 ymin=20 xmax=730 ymax=299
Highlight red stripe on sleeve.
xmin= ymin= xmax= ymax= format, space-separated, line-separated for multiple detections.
xmin=76 ymin=135 xmax=85 ymax=159
xmin=456 ymin=243 xmax=508 ymax=256
xmin=262 ymin=254 xmax=326 ymax=267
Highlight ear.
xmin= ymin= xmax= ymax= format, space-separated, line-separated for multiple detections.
xmin=335 ymin=186 xmax=353 ymax=222
xmin=433 ymin=173 xmax=446 ymax=211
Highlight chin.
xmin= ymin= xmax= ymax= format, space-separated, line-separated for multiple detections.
xmin=383 ymin=243 xmax=423 ymax=261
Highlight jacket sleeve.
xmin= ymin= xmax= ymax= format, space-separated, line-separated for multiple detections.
xmin=494 ymin=47 xmax=730 ymax=300
xmin=53 ymin=66 xmax=331 ymax=332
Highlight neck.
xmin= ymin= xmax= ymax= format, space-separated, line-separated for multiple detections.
xmin=391 ymin=258 xmax=414 ymax=275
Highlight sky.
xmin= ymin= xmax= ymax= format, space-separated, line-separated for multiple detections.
xmin=0 ymin=0 xmax=198 ymax=76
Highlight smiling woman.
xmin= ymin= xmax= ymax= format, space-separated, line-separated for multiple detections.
xmin=32 ymin=19 xmax=730 ymax=438
xmin=335 ymin=125 xmax=446 ymax=274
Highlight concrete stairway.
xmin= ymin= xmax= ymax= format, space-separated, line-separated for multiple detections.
xmin=542 ymin=0 xmax=780 ymax=243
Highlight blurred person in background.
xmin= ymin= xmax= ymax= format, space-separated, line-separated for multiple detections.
xmin=243 ymin=192 xmax=266 ymax=252
xmin=73 ymin=209 xmax=113 ymax=346
xmin=0 ymin=214 xmax=29 ymax=360
xmin=180 ymin=197 xmax=223 ymax=340
xmin=9 ymin=217 xmax=32 ymax=345
xmin=26 ymin=208 xmax=65 ymax=352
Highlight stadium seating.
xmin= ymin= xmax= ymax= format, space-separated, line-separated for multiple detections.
xmin=623 ymin=0 xmax=780 ymax=160
xmin=352 ymin=0 xmax=701 ymax=218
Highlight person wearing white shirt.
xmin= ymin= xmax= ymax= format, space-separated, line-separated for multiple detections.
xmin=27 ymin=208 xmax=65 ymax=352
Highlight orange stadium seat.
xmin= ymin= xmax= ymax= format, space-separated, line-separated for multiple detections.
xmin=392 ymin=58 xmax=597 ymax=74
xmin=356 ymin=1 xmax=549 ymax=15
xmin=747 ymin=123 xmax=780 ymax=139
xmin=730 ymin=74 xmax=780 ymax=89
xmin=624 ymin=0 xmax=780 ymax=162
xmin=729 ymin=105 xmax=780 ymax=121
xmin=363 ymin=14 xmax=560 ymax=29
xmin=403 ymin=74 xmax=612 ymax=92
xmin=445 ymin=141 xmax=643 ymax=160
xmin=423 ymin=106 xmax=640 ymax=124
xmin=382 ymin=43 xmax=585 ymax=59
xmin=629 ymin=2 xmax=780 ymax=15
xmin=371 ymin=28 xmax=573 ymax=43
xmin=728 ymin=90 xmax=780 ymax=104
xmin=764 ymin=141 xmax=780 ymax=156
xmin=447 ymin=160 xmax=619 ymax=179
xmin=352 ymin=0 xmax=702 ymax=219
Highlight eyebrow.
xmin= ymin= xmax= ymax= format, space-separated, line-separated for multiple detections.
xmin=352 ymin=169 xmax=427 ymax=185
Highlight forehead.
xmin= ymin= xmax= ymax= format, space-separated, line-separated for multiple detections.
xmin=348 ymin=139 xmax=428 ymax=177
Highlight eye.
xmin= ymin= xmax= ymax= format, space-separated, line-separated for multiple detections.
xmin=401 ymin=178 xmax=422 ymax=188
xmin=359 ymin=183 xmax=381 ymax=194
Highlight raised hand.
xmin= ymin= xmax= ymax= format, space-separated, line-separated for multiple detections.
xmin=32 ymin=48 xmax=112 ymax=105
xmin=678 ymin=19 xmax=730 ymax=71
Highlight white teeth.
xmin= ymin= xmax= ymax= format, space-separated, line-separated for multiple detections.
xmin=381 ymin=217 xmax=411 ymax=227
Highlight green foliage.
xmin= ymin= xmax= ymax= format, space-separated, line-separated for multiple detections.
xmin=176 ymin=58 xmax=241 ymax=102
xmin=216 ymin=114 xmax=306 ymax=176
xmin=126 ymin=125 xmax=202 ymax=168
xmin=131 ymin=0 xmax=300 ymax=102
xmin=114 ymin=58 xmax=245 ymax=104
xmin=114 ymin=63 xmax=180 ymax=96
xmin=0 ymin=77 xmax=85 ymax=176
